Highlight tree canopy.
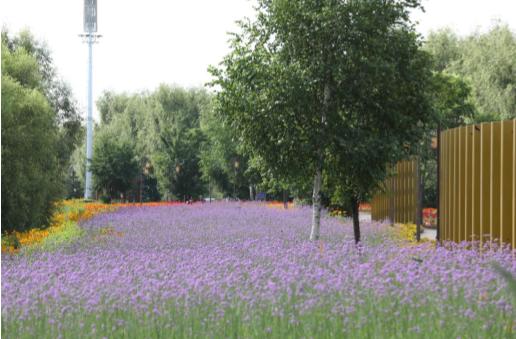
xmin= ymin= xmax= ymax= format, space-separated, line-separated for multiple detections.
xmin=425 ymin=24 xmax=516 ymax=122
xmin=210 ymin=0 xmax=435 ymax=242
xmin=2 ymin=33 xmax=61 ymax=232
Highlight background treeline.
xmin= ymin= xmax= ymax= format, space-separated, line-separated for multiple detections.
xmin=2 ymin=22 xmax=515 ymax=233
xmin=76 ymin=85 xmax=261 ymax=203
xmin=87 ymin=23 xmax=515 ymax=208
xmin=80 ymin=85 xmax=289 ymax=203
xmin=420 ymin=23 xmax=516 ymax=207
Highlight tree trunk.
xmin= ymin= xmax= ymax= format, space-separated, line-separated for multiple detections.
xmin=310 ymin=168 xmax=322 ymax=241
xmin=351 ymin=195 xmax=361 ymax=244
xmin=249 ymin=185 xmax=254 ymax=201
xmin=310 ymin=83 xmax=330 ymax=241
xmin=283 ymin=189 xmax=288 ymax=209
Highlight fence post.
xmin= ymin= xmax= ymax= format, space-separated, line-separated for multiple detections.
xmin=416 ymin=157 xmax=422 ymax=242
xmin=390 ymin=172 xmax=395 ymax=225
xmin=436 ymin=124 xmax=441 ymax=244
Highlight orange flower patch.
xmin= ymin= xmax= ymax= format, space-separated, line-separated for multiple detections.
xmin=266 ymin=201 xmax=295 ymax=210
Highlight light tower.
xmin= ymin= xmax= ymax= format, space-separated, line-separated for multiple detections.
xmin=80 ymin=0 xmax=101 ymax=200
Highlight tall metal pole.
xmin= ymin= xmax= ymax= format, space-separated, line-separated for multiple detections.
xmin=82 ymin=0 xmax=99 ymax=200
xmin=84 ymin=34 xmax=94 ymax=200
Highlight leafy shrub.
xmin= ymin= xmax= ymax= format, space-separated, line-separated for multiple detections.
xmin=100 ymin=195 xmax=112 ymax=204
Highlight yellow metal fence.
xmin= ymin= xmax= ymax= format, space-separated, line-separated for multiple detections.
xmin=439 ymin=119 xmax=515 ymax=249
xmin=371 ymin=119 xmax=516 ymax=250
xmin=371 ymin=159 xmax=420 ymax=224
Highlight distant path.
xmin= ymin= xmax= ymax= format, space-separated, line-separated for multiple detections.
xmin=359 ymin=211 xmax=371 ymax=222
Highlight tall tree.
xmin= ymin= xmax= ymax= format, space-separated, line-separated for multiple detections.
xmin=425 ymin=24 xmax=516 ymax=121
xmin=199 ymin=101 xmax=258 ymax=200
xmin=211 ymin=0 xmax=433 ymax=242
xmin=90 ymin=124 xmax=139 ymax=200
xmin=1 ymin=38 xmax=62 ymax=233
xmin=2 ymin=29 xmax=84 ymax=198
xmin=146 ymin=85 xmax=208 ymax=200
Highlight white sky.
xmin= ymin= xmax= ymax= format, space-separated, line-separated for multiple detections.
xmin=1 ymin=0 xmax=515 ymax=122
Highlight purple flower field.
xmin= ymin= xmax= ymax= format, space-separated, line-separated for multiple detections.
xmin=2 ymin=203 xmax=515 ymax=338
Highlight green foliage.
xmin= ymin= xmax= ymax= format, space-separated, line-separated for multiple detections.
xmin=2 ymin=233 xmax=20 ymax=249
xmin=419 ymin=25 xmax=516 ymax=207
xmin=91 ymin=86 xmax=226 ymax=201
xmin=2 ymin=29 xmax=84 ymax=232
xmin=418 ymin=72 xmax=476 ymax=207
xmin=199 ymin=103 xmax=259 ymax=199
xmin=212 ymin=0 xmax=434 ymax=241
xmin=1 ymin=37 xmax=62 ymax=233
xmin=143 ymin=85 xmax=208 ymax=200
xmin=65 ymin=167 xmax=83 ymax=199
xmin=90 ymin=126 xmax=139 ymax=199
xmin=2 ymin=29 xmax=85 ymax=194
xmin=424 ymin=28 xmax=461 ymax=73
xmin=209 ymin=6 xmax=322 ymax=184
xmin=430 ymin=72 xmax=476 ymax=129
xmin=425 ymin=24 xmax=516 ymax=121
xmin=100 ymin=195 xmax=112 ymax=204
xmin=96 ymin=91 xmax=131 ymax=125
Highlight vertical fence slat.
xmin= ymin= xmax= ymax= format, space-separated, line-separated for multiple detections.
xmin=399 ymin=162 xmax=403 ymax=223
xmin=447 ymin=130 xmax=453 ymax=242
xmin=465 ymin=126 xmax=472 ymax=241
xmin=441 ymin=131 xmax=447 ymax=242
xmin=513 ymin=119 xmax=515 ymax=252
xmin=472 ymin=125 xmax=481 ymax=245
xmin=405 ymin=160 xmax=409 ymax=223
xmin=397 ymin=162 xmax=401 ymax=223
xmin=414 ymin=159 xmax=418 ymax=224
xmin=403 ymin=160 xmax=407 ymax=223
xmin=402 ymin=161 xmax=406 ymax=223
xmin=452 ymin=128 xmax=459 ymax=241
xmin=481 ymin=123 xmax=491 ymax=245
xmin=396 ymin=164 xmax=399 ymax=223
xmin=459 ymin=126 xmax=467 ymax=242
xmin=501 ymin=120 xmax=513 ymax=246
xmin=491 ymin=122 xmax=502 ymax=246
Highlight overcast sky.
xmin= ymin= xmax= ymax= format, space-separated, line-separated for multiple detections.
xmin=1 ymin=0 xmax=515 ymax=121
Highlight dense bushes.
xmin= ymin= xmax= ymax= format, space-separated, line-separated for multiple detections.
xmin=1 ymin=30 xmax=82 ymax=233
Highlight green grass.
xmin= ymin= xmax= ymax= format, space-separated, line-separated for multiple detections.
xmin=22 ymin=220 xmax=84 ymax=255
xmin=3 ymin=293 xmax=514 ymax=339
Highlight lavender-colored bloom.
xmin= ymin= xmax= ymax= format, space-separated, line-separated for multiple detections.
xmin=2 ymin=202 xmax=515 ymax=331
